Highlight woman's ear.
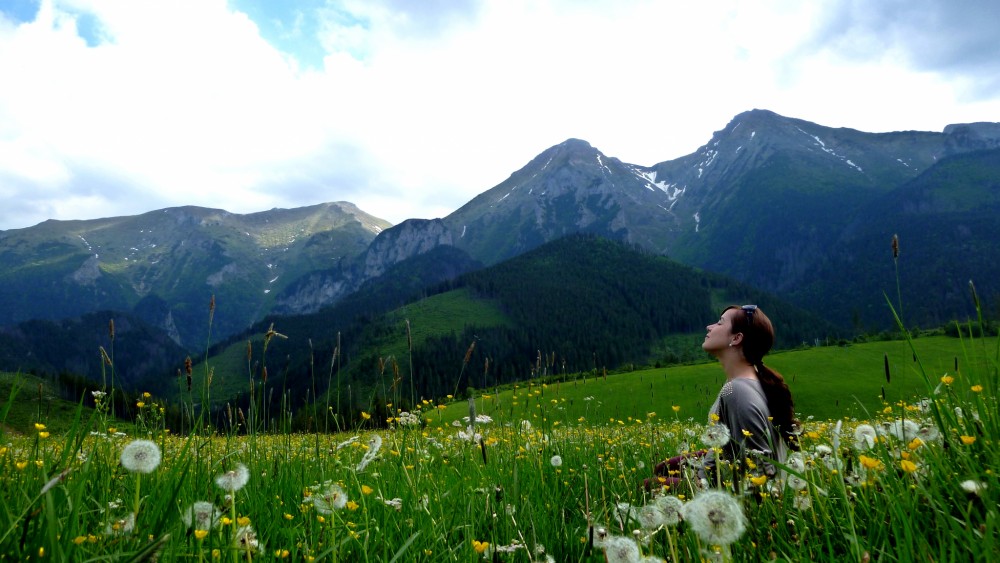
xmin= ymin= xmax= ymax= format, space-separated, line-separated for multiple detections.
xmin=730 ymin=332 xmax=744 ymax=347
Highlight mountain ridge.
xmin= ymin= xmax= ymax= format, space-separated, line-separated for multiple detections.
xmin=1 ymin=109 xmax=998 ymax=376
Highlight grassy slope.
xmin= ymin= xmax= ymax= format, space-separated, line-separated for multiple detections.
xmin=183 ymin=287 xmax=514 ymax=407
xmin=11 ymin=334 xmax=995 ymax=433
xmin=429 ymin=335 xmax=997 ymax=426
xmin=0 ymin=372 xmax=92 ymax=435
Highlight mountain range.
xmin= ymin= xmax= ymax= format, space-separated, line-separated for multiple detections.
xmin=2 ymin=109 xmax=999 ymax=394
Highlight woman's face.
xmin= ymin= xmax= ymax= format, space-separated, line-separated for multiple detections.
xmin=702 ymin=308 xmax=737 ymax=354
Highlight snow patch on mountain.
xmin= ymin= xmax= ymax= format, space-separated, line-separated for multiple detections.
xmin=596 ymin=154 xmax=612 ymax=175
xmin=797 ymin=127 xmax=864 ymax=173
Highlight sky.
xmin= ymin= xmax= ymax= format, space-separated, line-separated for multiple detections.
xmin=1 ymin=0 xmax=998 ymax=231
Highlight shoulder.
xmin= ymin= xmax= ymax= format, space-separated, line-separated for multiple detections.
xmin=720 ymin=378 xmax=766 ymax=407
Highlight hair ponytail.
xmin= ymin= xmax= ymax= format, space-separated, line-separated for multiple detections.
xmin=756 ymin=363 xmax=800 ymax=451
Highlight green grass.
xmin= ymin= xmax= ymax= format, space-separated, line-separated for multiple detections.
xmin=427 ymin=335 xmax=995 ymax=427
xmin=3 ymin=326 xmax=998 ymax=561
xmin=385 ymin=287 xmax=513 ymax=346
xmin=0 ymin=372 xmax=91 ymax=436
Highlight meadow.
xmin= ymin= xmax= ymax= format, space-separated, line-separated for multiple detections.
xmin=1 ymin=321 xmax=998 ymax=561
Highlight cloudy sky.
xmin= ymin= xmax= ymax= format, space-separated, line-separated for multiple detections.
xmin=1 ymin=0 xmax=998 ymax=230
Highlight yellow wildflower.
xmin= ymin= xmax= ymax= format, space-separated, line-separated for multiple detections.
xmin=971 ymin=385 xmax=984 ymax=393
xmin=859 ymin=455 xmax=883 ymax=470
xmin=960 ymin=435 xmax=976 ymax=445
xmin=900 ymin=460 xmax=918 ymax=473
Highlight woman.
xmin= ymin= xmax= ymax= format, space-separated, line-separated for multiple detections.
xmin=652 ymin=305 xmax=799 ymax=491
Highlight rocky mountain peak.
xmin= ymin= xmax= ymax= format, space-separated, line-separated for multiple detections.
xmin=943 ymin=122 xmax=1000 ymax=151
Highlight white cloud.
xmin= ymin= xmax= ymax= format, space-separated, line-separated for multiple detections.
xmin=0 ymin=0 xmax=998 ymax=230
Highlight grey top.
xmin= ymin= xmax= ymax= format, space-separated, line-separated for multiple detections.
xmin=706 ymin=377 xmax=786 ymax=478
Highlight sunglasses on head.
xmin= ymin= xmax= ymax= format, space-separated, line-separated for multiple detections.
xmin=742 ymin=304 xmax=758 ymax=324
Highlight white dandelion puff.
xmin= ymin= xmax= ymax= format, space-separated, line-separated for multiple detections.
xmin=120 ymin=440 xmax=161 ymax=474
xmin=786 ymin=452 xmax=806 ymax=473
xmin=701 ymin=424 xmax=731 ymax=448
xmin=853 ymin=424 xmax=878 ymax=451
xmin=682 ymin=490 xmax=746 ymax=546
xmin=335 ymin=436 xmax=359 ymax=450
xmin=233 ymin=525 xmax=260 ymax=553
xmin=917 ymin=425 xmax=940 ymax=442
xmin=888 ymin=419 xmax=920 ymax=442
xmin=793 ymin=493 xmax=813 ymax=511
xmin=181 ymin=501 xmax=221 ymax=530
xmin=356 ymin=434 xmax=383 ymax=472
xmin=312 ymin=483 xmax=348 ymax=514
xmin=104 ymin=512 xmax=135 ymax=536
xmin=653 ymin=495 xmax=684 ymax=527
xmin=787 ymin=475 xmax=809 ymax=491
xmin=961 ymin=480 xmax=986 ymax=496
xmin=550 ymin=455 xmax=563 ymax=467
xmin=635 ymin=504 xmax=666 ymax=530
xmin=214 ymin=463 xmax=250 ymax=492
xmin=602 ymin=535 xmax=641 ymax=563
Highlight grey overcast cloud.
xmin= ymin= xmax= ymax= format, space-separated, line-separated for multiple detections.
xmin=1 ymin=0 xmax=998 ymax=230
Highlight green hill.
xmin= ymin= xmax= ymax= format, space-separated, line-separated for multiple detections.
xmin=184 ymin=235 xmax=842 ymax=424
xmin=427 ymin=333 xmax=996 ymax=427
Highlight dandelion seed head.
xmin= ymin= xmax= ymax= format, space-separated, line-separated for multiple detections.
xmin=602 ymin=536 xmax=641 ymax=563
xmin=120 ymin=440 xmax=161 ymax=474
xmin=683 ymin=491 xmax=746 ymax=546
xmin=853 ymin=424 xmax=878 ymax=450
xmin=917 ymin=425 xmax=940 ymax=442
xmin=701 ymin=424 xmax=731 ymax=448
xmin=889 ymin=419 xmax=920 ymax=442
xmin=104 ymin=513 xmax=135 ymax=536
xmin=786 ymin=452 xmax=806 ymax=473
xmin=793 ymin=494 xmax=813 ymax=511
xmin=550 ymin=455 xmax=563 ymax=467
xmin=311 ymin=483 xmax=348 ymax=514
xmin=653 ymin=494 xmax=684 ymax=527
xmin=181 ymin=501 xmax=220 ymax=530
xmin=961 ymin=480 xmax=986 ymax=496
xmin=233 ymin=525 xmax=260 ymax=552
xmin=214 ymin=463 xmax=250 ymax=492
